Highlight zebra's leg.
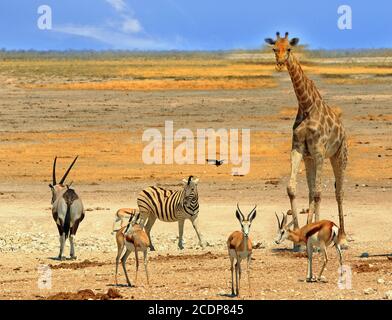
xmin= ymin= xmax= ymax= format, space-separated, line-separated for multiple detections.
xmin=144 ymin=215 xmax=157 ymax=251
xmin=178 ymin=219 xmax=185 ymax=250
xmin=191 ymin=216 xmax=205 ymax=248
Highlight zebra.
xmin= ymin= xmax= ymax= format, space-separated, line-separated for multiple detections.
xmin=137 ymin=175 xmax=205 ymax=251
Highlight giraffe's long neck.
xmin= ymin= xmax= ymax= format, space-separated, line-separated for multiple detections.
xmin=286 ymin=55 xmax=322 ymax=114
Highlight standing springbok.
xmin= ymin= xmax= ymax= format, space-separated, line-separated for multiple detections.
xmin=275 ymin=212 xmax=343 ymax=282
xmin=49 ymin=156 xmax=85 ymax=260
xmin=111 ymin=208 xmax=138 ymax=234
xmin=227 ymin=205 xmax=257 ymax=297
xmin=115 ymin=213 xmax=150 ymax=287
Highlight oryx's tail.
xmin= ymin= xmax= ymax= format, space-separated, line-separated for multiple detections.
xmin=64 ymin=203 xmax=71 ymax=239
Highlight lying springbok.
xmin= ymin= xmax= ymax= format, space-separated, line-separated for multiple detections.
xmin=227 ymin=204 xmax=257 ymax=297
xmin=275 ymin=212 xmax=343 ymax=282
xmin=115 ymin=213 xmax=150 ymax=287
xmin=111 ymin=208 xmax=138 ymax=234
xmin=49 ymin=156 xmax=85 ymax=260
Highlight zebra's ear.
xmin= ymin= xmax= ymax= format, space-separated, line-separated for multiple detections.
xmin=193 ymin=178 xmax=199 ymax=184
xmin=182 ymin=178 xmax=188 ymax=184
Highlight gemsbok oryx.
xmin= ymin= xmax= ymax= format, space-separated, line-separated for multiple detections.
xmin=49 ymin=156 xmax=85 ymax=260
xmin=111 ymin=207 xmax=138 ymax=234
xmin=137 ymin=175 xmax=205 ymax=251
xmin=227 ymin=204 xmax=257 ymax=297
xmin=115 ymin=213 xmax=150 ymax=287
xmin=275 ymin=212 xmax=344 ymax=283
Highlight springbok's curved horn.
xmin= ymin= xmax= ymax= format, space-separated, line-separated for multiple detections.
xmin=59 ymin=156 xmax=79 ymax=185
xmin=275 ymin=212 xmax=281 ymax=228
xmin=52 ymin=156 xmax=57 ymax=185
xmin=248 ymin=205 xmax=257 ymax=218
xmin=281 ymin=212 xmax=287 ymax=228
xmin=285 ymin=32 xmax=289 ymax=39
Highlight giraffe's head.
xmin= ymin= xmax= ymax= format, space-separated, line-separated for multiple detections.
xmin=264 ymin=32 xmax=299 ymax=71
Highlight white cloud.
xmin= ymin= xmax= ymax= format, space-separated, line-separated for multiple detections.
xmin=105 ymin=0 xmax=126 ymax=12
xmin=121 ymin=17 xmax=142 ymax=33
xmin=53 ymin=24 xmax=169 ymax=50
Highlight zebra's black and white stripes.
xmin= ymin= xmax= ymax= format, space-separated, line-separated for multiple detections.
xmin=137 ymin=176 xmax=205 ymax=250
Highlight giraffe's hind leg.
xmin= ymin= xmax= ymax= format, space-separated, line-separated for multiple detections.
xmin=330 ymin=140 xmax=348 ymax=247
xmin=304 ymin=157 xmax=316 ymax=223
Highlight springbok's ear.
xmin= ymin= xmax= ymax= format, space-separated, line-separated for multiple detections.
xmin=290 ymin=38 xmax=299 ymax=46
xmin=235 ymin=210 xmax=243 ymax=222
xmin=248 ymin=207 xmax=257 ymax=222
xmin=264 ymin=38 xmax=275 ymax=46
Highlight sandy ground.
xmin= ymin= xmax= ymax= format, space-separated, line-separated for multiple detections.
xmin=0 ymin=65 xmax=392 ymax=300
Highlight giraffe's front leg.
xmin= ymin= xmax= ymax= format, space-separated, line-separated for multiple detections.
xmin=312 ymin=152 xmax=325 ymax=222
xmin=287 ymin=149 xmax=303 ymax=230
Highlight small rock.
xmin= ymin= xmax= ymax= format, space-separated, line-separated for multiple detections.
xmin=364 ymin=288 xmax=376 ymax=295
xmin=377 ymin=278 xmax=385 ymax=284
xmin=385 ymin=290 xmax=392 ymax=300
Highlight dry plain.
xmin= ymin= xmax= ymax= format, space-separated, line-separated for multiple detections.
xmin=0 ymin=51 xmax=391 ymax=300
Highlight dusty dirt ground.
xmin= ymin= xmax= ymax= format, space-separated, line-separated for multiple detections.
xmin=0 ymin=55 xmax=392 ymax=300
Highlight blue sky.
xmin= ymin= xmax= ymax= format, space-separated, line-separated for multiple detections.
xmin=0 ymin=0 xmax=391 ymax=51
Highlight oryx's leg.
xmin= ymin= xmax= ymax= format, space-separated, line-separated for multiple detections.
xmin=317 ymin=242 xmax=328 ymax=282
xmin=121 ymin=249 xmax=133 ymax=287
xmin=306 ymin=242 xmax=316 ymax=282
xmin=134 ymin=249 xmax=139 ymax=285
xmin=144 ymin=215 xmax=157 ymax=251
xmin=143 ymin=249 xmax=149 ymax=285
xmin=229 ymin=252 xmax=235 ymax=296
xmin=69 ymin=218 xmax=82 ymax=260
xmin=56 ymin=223 xmax=66 ymax=260
xmin=191 ymin=216 xmax=205 ymax=248
xmin=178 ymin=219 xmax=185 ymax=250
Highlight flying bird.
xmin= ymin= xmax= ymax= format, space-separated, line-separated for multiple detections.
xmin=206 ymin=159 xmax=225 ymax=167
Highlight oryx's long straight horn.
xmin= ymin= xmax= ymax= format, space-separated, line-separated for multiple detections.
xmin=52 ymin=156 xmax=57 ymax=185
xmin=59 ymin=156 xmax=79 ymax=185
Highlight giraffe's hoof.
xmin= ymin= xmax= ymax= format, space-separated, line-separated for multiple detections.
xmin=58 ymin=256 xmax=66 ymax=261
xmin=306 ymin=277 xmax=317 ymax=283
xmin=293 ymin=244 xmax=305 ymax=252
xmin=70 ymin=256 xmax=77 ymax=260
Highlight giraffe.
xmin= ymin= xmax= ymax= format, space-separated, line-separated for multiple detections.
xmin=264 ymin=32 xmax=348 ymax=248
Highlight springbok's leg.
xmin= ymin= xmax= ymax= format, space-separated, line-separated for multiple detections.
xmin=317 ymin=242 xmax=328 ymax=282
xmin=235 ymin=261 xmax=240 ymax=296
xmin=121 ymin=249 xmax=132 ymax=286
xmin=178 ymin=219 xmax=185 ymax=250
xmin=143 ymin=249 xmax=149 ymax=285
xmin=191 ymin=216 xmax=205 ymax=248
xmin=306 ymin=242 xmax=316 ymax=282
xmin=330 ymin=143 xmax=348 ymax=247
xmin=287 ymin=149 xmax=303 ymax=251
xmin=229 ymin=253 xmax=235 ymax=296
xmin=115 ymin=241 xmax=124 ymax=286
xmin=144 ymin=215 xmax=157 ymax=251
xmin=237 ymin=254 xmax=242 ymax=296
xmin=304 ymin=157 xmax=316 ymax=222
xmin=247 ymin=254 xmax=252 ymax=295
xmin=134 ymin=249 xmax=139 ymax=285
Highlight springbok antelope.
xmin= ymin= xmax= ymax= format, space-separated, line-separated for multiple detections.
xmin=227 ymin=204 xmax=257 ymax=297
xmin=115 ymin=213 xmax=150 ymax=287
xmin=49 ymin=156 xmax=85 ymax=260
xmin=111 ymin=208 xmax=138 ymax=234
xmin=275 ymin=212 xmax=343 ymax=283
